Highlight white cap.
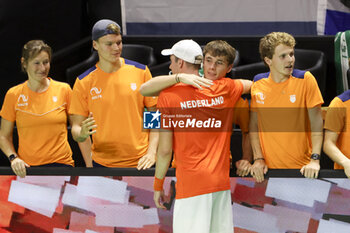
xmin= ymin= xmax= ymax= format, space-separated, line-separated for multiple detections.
xmin=161 ymin=39 xmax=203 ymax=64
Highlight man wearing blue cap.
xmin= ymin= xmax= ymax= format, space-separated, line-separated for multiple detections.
xmin=69 ymin=19 xmax=158 ymax=169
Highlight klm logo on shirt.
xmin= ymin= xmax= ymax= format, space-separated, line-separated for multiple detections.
xmin=90 ymin=87 xmax=102 ymax=100
xmin=17 ymin=94 xmax=28 ymax=106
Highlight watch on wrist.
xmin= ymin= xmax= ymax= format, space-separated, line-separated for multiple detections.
xmin=8 ymin=154 xmax=18 ymax=162
xmin=310 ymin=153 xmax=321 ymax=160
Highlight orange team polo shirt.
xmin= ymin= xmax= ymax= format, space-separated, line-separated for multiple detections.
xmin=324 ymin=90 xmax=350 ymax=169
xmin=0 ymin=79 xmax=74 ymax=166
xmin=157 ymin=78 xmax=243 ymax=199
xmin=69 ymin=58 xmax=157 ymax=167
xmin=251 ymin=70 xmax=324 ymax=169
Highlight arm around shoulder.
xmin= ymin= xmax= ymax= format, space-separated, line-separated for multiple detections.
xmin=239 ymin=79 xmax=252 ymax=94
xmin=140 ymin=75 xmax=178 ymax=97
xmin=140 ymin=73 xmax=213 ymax=97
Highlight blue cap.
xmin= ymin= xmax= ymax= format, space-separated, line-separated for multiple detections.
xmin=92 ymin=19 xmax=121 ymax=40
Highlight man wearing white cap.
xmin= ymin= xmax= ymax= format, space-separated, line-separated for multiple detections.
xmin=69 ymin=19 xmax=158 ymax=169
xmin=140 ymin=39 xmax=212 ymax=96
xmin=142 ymin=40 xmax=252 ymax=233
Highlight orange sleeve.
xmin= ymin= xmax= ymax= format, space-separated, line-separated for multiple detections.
xmin=324 ymin=97 xmax=346 ymax=134
xmin=231 ymin=79 xmax=244 ymax=101
xmin=305 ymin=71 xmax=324 ymax=108
xmin=0 ymin=89 xmax=16 ymax=122
xmin=144 ymin=66 xmax=158 ymax=108
xmin=69 ymin=78 xmax=89 ymax=117
xmin=65 ymin=84 xmax=72 ymax=115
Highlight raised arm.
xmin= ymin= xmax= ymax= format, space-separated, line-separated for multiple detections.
xmin=139 ymin=73 xmax=213 ymax=97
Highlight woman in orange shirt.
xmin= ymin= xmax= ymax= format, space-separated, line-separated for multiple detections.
xmin=0 ymin=40 xmax=91 ymax=177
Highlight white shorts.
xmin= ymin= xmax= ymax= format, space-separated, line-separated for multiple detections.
xmin=173 ymin=190 xmax=234 ymax=233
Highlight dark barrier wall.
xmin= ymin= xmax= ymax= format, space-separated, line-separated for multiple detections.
xmin=0 ymin=167 xmax=346 ymax=177
xmin=0 ymin=128 xmax=335 ymax=169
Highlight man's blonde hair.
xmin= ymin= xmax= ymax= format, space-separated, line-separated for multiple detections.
xmin=259 ymin=32 xmax=296 ymax=66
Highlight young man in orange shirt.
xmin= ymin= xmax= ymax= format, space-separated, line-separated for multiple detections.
xmin=69 ymin=19 xmax=158 ymax=169
xmin=324 ymin=90 xmax=350 ymax=177
xmin=150 ymin=40 xmax=251 ymax=233
xmin=250 ymin=32 xmax=324 ymax=182
xmin=140 ymin=39 xmax=253 ymax=176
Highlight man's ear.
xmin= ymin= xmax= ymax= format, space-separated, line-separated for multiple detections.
xmin=178 ymin=59 xmax=184 ymax=68
xmin=92 ymin=40 xmax=98 ymax=51
xmin=226 ymin=64 xmax=233 ymax=74
xmin=21 ymin=57 xmax=26 ymax=69
xmin=264 ymin=57 xmax=272 ymax=66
